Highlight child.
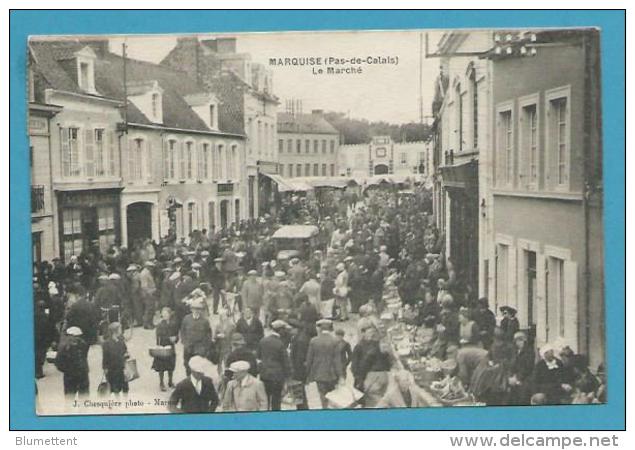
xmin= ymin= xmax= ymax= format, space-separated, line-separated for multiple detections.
xmin=152 ymin=307 xmax=178 ymax=391
xmin=335 ymin=328 xmax=352 ymax=372
xmin=102 ymin=322 xmax=129 ymax=396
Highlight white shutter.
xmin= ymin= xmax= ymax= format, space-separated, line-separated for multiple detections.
xmin=564 ymin=260 xmax=579 ymax=351
xmin=179 ymin=141 xmax=185 ymax=179
xmin=84 ymin=129 xmax=95 ymax=177
xmin=146 ymin=140 xmax=153 ymax=182
xmin=163 ymin=139 xmax=169 ymax=180
xmin=197 ymin=143 xmax=203 ymax=180
xmin=535 ymin=253 xmax=548 ymax=347
xmin=60 ymin=128 xmax=70 ymax=177
xmin=509 ymin=244 xmax=518 ymax=312
xmin=108 ymin=130 xmax=116 ymax=176
xmin=128 ymin=138 xmax=135 ymax=182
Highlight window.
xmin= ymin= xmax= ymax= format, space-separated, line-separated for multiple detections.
xmin=296 ymin=164 xmax=302 ymax=177
xmin=305 ymin=139 xmax=310 ymax=153
xmin=235 ymin=199 xmax=240 ymax=224
xmin=330 ymin=164 xmax=335 ymax=176
xmin=165 ymin=139 xmax=177 ymax=179
xmin=61 ymin=127 xmax=80 ymax=177
xmin=79 ymin=62 xmax=90 ymax=90
xmin=330 ymin=140 xmax=335 ymax=154
xmin=95 ymin=129 xmax=105 ymax=176
xmin=84 ymin=129 xmax=95 ymax=177
xmin=62 ymin=208 xmax=83 ymax=261
xmin=279 ymin=165 xmax=284 ymax=177
xmin=297 ymin=139 xmax=302 ymax=154
xmin=520 ymin=101 xmax=539 ymax=188
xmin=230 ymin=145 xmax=238 ymax=179
xmin=278 ymin=139 xmax=284 ymax=154
xmin=552 ymin=97 xmax=569 ymax=186
xmin=547 ymin=256 xmax=566 ymax=338
xmin=346 ymin=168 xmax=351 ymax=176
xmin=321 ymin=164 xmax=327 ymax=176
xmin=185 ymin=141 xmax=194 ymax=179
xmin=152 ymin=93 xmax=160 ymax=120
xmin=209 ymin=104 xmax=215 ymax=128
xmin=400 ymin=152 xmax=407 ymax=165
xmin=288 ymin=164 xmax=293 ymax=177
xmin=217 ymin=145 xmax=224 ymax=179
xmin=470 ymin=70 xmax=479 ymax=149
xmin=321 ymin=140 xmax=327 ymax=154
xmin=497 ymin=106 xmax=514 ymax=186
xmin=455 ymin=85 xmax=465 ymax=152
xmin=205 ymin=143 xmax=211 ymax=179
xmin=305 ymin=163 xmax=311 ymax=177
xmin=128 ymin=138 xmax=144 ymax=181
xmin=313 ymin=140 xmax=319 ymax=154
xmin=287 ymin=139 xmax=293 ymax=155
xmin=313 ymin=163 xmax=319 ymax=176
xmin=257 ymin=121 xmax=262 ymax=154
xmin=97 ymin=206 xmax=116 ymax=253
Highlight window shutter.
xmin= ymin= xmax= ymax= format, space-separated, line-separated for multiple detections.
xmin=509 ymin=244 xmax=518 ymax=312
xmin=197 ymin=143 xmax=203 ymax=180
xmin=163 ymin=139 xmax=169 ymax=180
xmin=146 ymin=140 xmax=153 ymax=181
xmin=563 ymin=260 xmax=579 ymax=351
xmin=84 ymin=129 xmax=95 ymax=177
xmin=108 ymin=130 xmax=116 ymax=176
xmin=179 ymin=141 xmax=185 ymax=179
xmin=128 ymin=139 xmax=135 ymax=182
xmin=535 ymin=253 xmax=548 ymax=346
xmin=60 ymin=128 xmax=70 ymax=177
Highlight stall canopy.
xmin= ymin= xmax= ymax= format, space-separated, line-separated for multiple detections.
xmin=278 ymin=178 xmax=315 ymax=193
xmin=260 ymin=171 xmax=296 ymax=192
xmin=272 ymin=225 xmax=319 ymax=239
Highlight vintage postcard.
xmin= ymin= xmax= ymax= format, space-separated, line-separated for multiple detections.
xmin=28 ymin=28 xmax=605 ymax=416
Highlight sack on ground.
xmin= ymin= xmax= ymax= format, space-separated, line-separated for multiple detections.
xmin=325 ymin=385 xmax=364 ymax=409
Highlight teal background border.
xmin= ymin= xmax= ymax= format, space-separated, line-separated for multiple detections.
xmin=9 ymin=9 xmax=625 ymax=430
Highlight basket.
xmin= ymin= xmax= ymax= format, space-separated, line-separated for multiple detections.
xmin=149 ymin=346 xmax=174 ymax=358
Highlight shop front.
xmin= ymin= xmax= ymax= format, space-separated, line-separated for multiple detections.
xmin=56 ymin=188 xmax=121 ymax=261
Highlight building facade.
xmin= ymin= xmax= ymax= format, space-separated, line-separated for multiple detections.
xmin=486 ymin=30 xmax=604 ymax=366
xmin=277 ymin=110 xmax=340 ymax=178
xmin=430 ymin=30 xmax=493 ymax=297
xmin=161 ymin=37 xmax=278 ymax=219
xmin=339 ymin=136 xmax=428 ymax=179
xmin=28 ymin=101 xmax=62 ymax=263
xmin=29 ymin=38 xmax=247 ymax=260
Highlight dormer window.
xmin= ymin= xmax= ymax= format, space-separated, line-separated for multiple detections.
xmin=185 ymin=92 xmax=219 ymax=131
xmin=152 ymin=93 xmax=160 ymax=120
xmin=127 ymin=80 xmax=163 ymax=124
xmin=74 ymin=47 xmax=97 ymax=94
xmin=209 ymin=104 xmax=216 ymax=128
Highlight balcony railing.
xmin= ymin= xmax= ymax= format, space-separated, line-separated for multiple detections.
xmin=31 ymin=185 xmax=45 ymax=214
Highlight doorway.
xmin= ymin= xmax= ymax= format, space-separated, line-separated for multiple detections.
xmin=374 ymin=164 xmax=389 ymax=175
xmin=127 ymin=202 xmax=153 ymax=245
xmin=220 ymin=200 xmax=229 ymax=229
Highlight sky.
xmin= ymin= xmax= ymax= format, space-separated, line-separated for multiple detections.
xmin=108 ymin=30 xmax=445 ymax=124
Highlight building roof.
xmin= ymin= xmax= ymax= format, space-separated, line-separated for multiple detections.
xmin=29 ymin=38 xmax=244 ymax=136
xmin=277 ymin=112 xmax=339 ymax=135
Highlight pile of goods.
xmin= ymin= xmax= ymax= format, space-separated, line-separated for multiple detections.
xmin=430 ymin=375 xmax=471 ymax=405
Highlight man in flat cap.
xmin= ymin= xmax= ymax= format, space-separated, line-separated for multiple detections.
xmin=180 ymin=297 xmax=213 ymax=376
xmin=209 ymin=257 xmax=226 ymax=315
xmin=169 ymin=356 xmax=219 ymax=413
xmin=221 ymin=360 xmax=267 ymax=412
xmin=257 ymin=320 xmax=291 ymax=410
xmin=55 ymin=326 xmax=90 ymax=399
xmin=241 ymin=269 xmax=264 ymax=318
xmin=305 ymin=319 xmax=344 ymax=408
xmin=139 ymin=261 xmax=157 ymax=329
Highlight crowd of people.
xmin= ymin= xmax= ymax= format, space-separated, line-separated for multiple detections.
xmin=33 ymin=183 xmax=605 ymax=413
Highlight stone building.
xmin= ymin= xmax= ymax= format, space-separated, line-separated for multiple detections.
xmin=276 ymin=110 xmax=340 ymax=178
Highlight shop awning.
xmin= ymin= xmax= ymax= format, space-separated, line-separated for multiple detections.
xmin=259 ymin=171 xmax=296 ymax=192
xmin=280 ymin=179 xmax=315 ymax=193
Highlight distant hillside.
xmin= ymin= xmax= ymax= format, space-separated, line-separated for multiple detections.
xmin=323 ymin=111 xmax=432 ymax=145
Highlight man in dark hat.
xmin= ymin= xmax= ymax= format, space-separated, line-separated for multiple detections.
xmin=473 ymin=297 xmax=497 ymax=349
xmin=500 ymin=306 xmax=520 ymax=342
xmin=224 ymin=332 xmax=258 ymax=377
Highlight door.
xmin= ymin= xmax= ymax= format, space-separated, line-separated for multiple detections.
xmin=374 ymin=164 xmax=389 ymax=175
xmin=220 ymin=200 xmax=229 ymax=229
xmin=32 ymin=232 xmax=42 ymax=264
xmin=82 ymin=207 xmax=99 ymax=252
xmin=127 ymin=202 xmax=153 ymax=245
